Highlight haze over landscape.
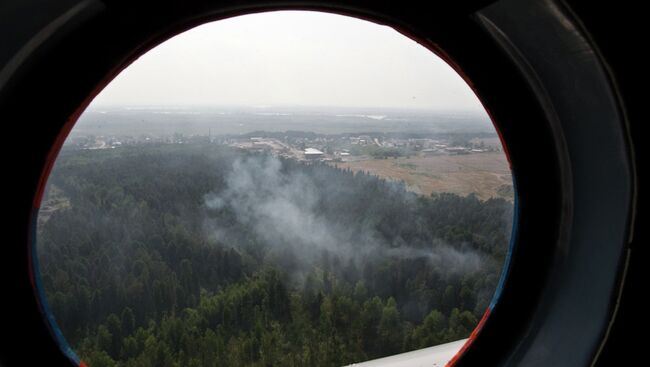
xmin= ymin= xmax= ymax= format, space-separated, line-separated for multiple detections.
xmin=38 ymin=11 xmax=513 ymax=367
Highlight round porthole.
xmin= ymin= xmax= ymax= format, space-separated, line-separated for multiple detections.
xmin=34 ymin=11 xmax=516 ymax=367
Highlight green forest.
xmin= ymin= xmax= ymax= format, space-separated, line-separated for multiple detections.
xmin=37 ymin=143 xmax=513 ymax=366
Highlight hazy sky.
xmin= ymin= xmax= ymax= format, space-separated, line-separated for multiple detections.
xmin=91 ymin=11 xmax=485 ymax=111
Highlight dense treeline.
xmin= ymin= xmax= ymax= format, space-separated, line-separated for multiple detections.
xmin=38 ymin=143 xmax=513 ymax=366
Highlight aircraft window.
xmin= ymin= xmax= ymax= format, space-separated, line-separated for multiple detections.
xmin=35 ymin=11 xmax=515 ymax=367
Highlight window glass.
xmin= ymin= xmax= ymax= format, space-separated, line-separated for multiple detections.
xmin=36 ymin=11 xmax=514 ymax=367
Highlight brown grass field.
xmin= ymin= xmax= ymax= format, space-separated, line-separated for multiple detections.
xmin=332 ymin=152 xmax=513 ymax=201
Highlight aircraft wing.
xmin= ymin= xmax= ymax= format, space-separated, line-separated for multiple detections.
xmin=345 ymin=339 xmax=467 ymax=367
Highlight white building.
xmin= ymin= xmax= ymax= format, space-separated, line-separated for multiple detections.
xmin=304 ymin=148 xmax=324 ymax=159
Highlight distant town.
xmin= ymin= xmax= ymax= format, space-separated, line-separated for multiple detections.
xmin=64 ymin=131 xmax=501 ymax=163
xmin=59 ymin=107 xmax=511 ymax=200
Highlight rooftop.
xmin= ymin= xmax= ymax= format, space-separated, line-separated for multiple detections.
xmin=305 ymin=148 xmax=324 ymax=155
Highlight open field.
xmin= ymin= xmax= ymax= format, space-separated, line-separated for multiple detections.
xmin=332 ymin=152 xmax=513 ymax=200
xmin=37 ymin=185 xmax=71 ymax=225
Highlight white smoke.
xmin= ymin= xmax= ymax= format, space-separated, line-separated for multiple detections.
xmin=204 ymin=155 xmax=484 ymax=274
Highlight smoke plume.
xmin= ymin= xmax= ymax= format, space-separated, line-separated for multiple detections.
xmin=204 ymin=155 xmax=484 ymax=275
